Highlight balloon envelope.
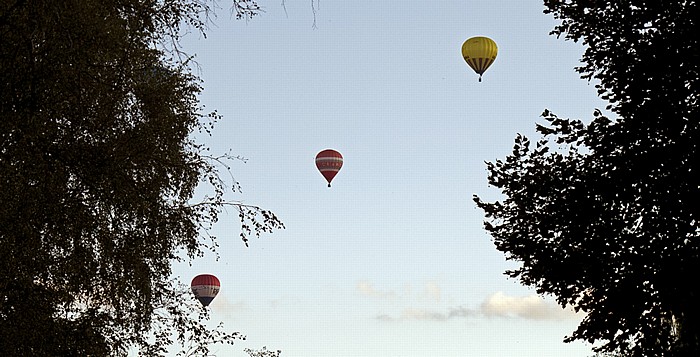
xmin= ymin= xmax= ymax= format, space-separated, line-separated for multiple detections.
xmin=315 ymin=149 xmax=343 ymax=187
xmin=191 ymin=274 xmax=220 ymax=307
xmin=461 ymin=36 xmax=498 ymax=81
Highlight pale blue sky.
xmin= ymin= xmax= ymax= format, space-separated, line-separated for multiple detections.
xmin=171 ymin=1 xmax=609 ymax=356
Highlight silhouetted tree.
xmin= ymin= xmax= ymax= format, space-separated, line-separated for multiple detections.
xmin=474 ymin=1 xmax=698 ymax=355
xmin=0 ymin=0 xmax=283 ymax=355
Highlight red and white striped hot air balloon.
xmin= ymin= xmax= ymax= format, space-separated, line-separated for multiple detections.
xmin=191 ymin=274 xmax=220 ymax=307
xmin=315 ymin=149 xmax=343 ymax=187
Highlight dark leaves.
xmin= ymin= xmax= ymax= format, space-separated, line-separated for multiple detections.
xmin=475 ymin=2 xmax=699 ymax=353
xmin=1 ymin=0 xmax=274 ymax=355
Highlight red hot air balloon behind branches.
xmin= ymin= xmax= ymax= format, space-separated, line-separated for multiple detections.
xmin=191 ymin=274 xmax=220 ymax=307
xmin=315 ymin=149 xmax=343 ymax=187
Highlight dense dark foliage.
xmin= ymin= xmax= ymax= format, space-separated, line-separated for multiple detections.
xmin=0 ymin=0 xmax=282 ymax=355
xmin=474 ymin=1 xmax=698 ymax=355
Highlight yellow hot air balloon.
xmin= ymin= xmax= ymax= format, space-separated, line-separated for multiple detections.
xmin=461 ymin=36 xmax=498 ymax=82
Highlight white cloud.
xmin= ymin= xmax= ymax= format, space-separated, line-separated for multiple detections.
xmin=480 ymin=292 xmax=581 ymax=321
xmin=424 ymin=281 xmax=441 ymax=303
xmin=356 ymin=281 xmax=396 ymax=299
xmin=357 ymin=279 xmax=578 ymax=322
xmin=401 ymin=308 xmax=448 ymax=321
xmin=370 ymin=290 xmax=580 ymax=322
xmin=374 ymin=306 xmax=479 ymax=322
xmin=210 ymin=292 xmax=249 ymax=320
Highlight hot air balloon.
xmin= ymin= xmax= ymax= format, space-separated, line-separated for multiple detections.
xmin=191 ymin=274 xmax=220 ymax=307
xmin=315 ymin=149 xmax=343 ymax=187
xmin=461 ymin=36 xmax=498 ymax=82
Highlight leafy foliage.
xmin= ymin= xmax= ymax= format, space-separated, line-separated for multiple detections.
xmin=475 ymin=1 xmax=698 ymax=355
xmin=244 ymin=346 xmax=282 ymax=357
xmin=0 ymin=0 xmax=283 ymax=355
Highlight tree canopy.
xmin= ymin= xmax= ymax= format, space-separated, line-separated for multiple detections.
xmin=0 ymin=0 xmax=282 ymax=355
xmin=475 ymin=0 xmax=698 ymax=355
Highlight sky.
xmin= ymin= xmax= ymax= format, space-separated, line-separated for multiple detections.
xmin=169 ymin=1 xmax=611 ymax=356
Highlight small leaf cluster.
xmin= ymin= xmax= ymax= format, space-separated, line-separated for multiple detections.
xmin=244 ymin=346 xmax=282 ymax=357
